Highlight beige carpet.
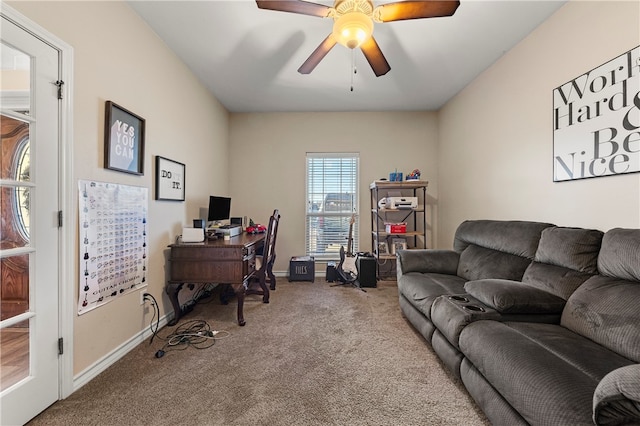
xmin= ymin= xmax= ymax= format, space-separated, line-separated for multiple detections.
xmin=28 ymin=279 xmax=489 ymax=425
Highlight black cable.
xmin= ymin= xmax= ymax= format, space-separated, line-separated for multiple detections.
xmin=144 ymin=293 xmax=220 ymax=358
xmin=144 ymin=293 xmax=161 ymax=345
xmin=154 ymin=319 xmax=216 ymax=358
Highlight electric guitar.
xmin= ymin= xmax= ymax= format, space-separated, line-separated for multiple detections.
xmin=344 ymin=214 xmax=357 ymax=275
xmin=337 ymin=214 xmax=357 ymax=282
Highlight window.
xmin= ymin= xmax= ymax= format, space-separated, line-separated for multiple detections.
xmin=306 ymin=153 xmax=359 ymax=260
xmin=13 ymin=137 xmax=30 ymax=241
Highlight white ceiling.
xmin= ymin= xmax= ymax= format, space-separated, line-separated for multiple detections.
xmin=128 ymin=0 xmax=567 ymax=113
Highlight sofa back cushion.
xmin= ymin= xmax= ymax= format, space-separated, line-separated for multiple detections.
xmin=598 ymin=228 xmax=640 ymax=282
xmin=522 ymin=226 xmax=603 ymax=299
xmin=453 ymin=220 xmax=553 ymax=281
xmin=561 ymin=228 xmax=640 ymax=362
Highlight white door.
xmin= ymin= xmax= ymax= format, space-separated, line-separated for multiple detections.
xmin=1 ymin=14 xmax=60 ymax=425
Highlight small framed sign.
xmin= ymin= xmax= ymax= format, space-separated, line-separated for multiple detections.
xmin=104 ymin=101 xmax=145 ymax=175
xmin=391 ymin=237 xmax=407 ymax=254
xmin=377 ymin=241 xmax=389 ymax=256
xmin=155 ymin=156 xmax=185 ymax=201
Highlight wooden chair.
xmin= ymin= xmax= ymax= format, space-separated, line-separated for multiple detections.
xmin=246 ymin=209 xmax=280 ymax=301
xmin=264 ymin=209 xmax=280 ymax=290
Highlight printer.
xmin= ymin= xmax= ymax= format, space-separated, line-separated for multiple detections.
xmin=378 ymin=197 xmax=418 ymax=209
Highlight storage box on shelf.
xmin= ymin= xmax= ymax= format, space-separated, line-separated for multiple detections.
xmin=370 ymin=180 xmax=428 ymax=280
xmin=385 ymin=222 xmax=407 ymax=233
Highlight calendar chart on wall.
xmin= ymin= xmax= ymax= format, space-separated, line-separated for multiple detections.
xmin=78 ymin=180 xmax=148 ymax=315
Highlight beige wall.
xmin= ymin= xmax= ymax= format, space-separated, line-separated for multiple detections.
xmin=8 ymin=1 xmax=229 ymax=375
xmin=438 ymin=0 xmax=640 ymax=247
xmin=228 ymin=111 xmax=439 ymax=272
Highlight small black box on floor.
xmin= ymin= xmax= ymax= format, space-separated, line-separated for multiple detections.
xmin=326 ymin=262 xmax=337 ymax=282
xmin=357 ymin=255 xmax=377 ymax=288
xmin=289 ymin=256 xmax=315 ymax=282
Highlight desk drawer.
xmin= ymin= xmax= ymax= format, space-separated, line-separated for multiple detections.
xmin=171 ymin=246 xmax=244 ymax=260
xmin=170 ymin=260 xmax=243 ymax=282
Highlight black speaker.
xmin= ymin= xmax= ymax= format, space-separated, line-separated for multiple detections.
xmin=356 ymin=256 xmax=377 ymax=288
xmin=326 ymin=262 xmax=337 ymax=282
xmin=193 ymin=219 xmax=205 ymax=229
xmin=230 ymin=217 xmax=243 ymax=226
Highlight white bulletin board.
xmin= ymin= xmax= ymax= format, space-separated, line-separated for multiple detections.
xmin=78 ymin=180 xmax=148 ymax=315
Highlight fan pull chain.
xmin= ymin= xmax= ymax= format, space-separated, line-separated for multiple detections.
xmin=350 ymin=49 xmax=357 ymax=92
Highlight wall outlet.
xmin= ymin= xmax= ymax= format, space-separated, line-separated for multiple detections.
xmin=139 ymin=291 xmax=146 ymax=305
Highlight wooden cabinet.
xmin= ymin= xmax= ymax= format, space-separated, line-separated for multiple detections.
xmin=370 ymin=180 xmax=428 ymax=279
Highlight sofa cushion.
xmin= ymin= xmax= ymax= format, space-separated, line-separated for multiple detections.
xmin=465 ymin=279 xmax=566 ymax=314
xmin=562 ymin=275 xmax=640 ymax=363
xmin=459 ymin=321 xmax=634 ymax=425
xmin=453 ymin=220 xmax=553 ymax=257
xmin=598 ymin=228 xmax=640 ymax=282
xmin=521 ymin=261 xmax=594 ymax=300
xmin=534 ymin=226 xmax=603 ymax=273
xmin=397 ymin=272 xmax=466 ymax=319
xmin=395 ymin=249 xmax=460 ymax=275
xmin=593 ymin=364 xmax=640 ymax=425
xmin=457 ymin=245 xmax=532 ymax=281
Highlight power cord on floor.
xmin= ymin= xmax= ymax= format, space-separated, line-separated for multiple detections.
xmin=154 ymin=319 xmax=216 ymax=358
xmin=142 ymin=293 xmax=230 ymax=359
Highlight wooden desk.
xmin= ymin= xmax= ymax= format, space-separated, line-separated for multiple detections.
xmin=166 ymin=233 xmax=266 ymax=326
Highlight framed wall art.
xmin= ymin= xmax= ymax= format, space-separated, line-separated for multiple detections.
xmin=553 ymin=46 xmax=639 ymax=182
xmin=104 ymin=101 xmax=145 ymax=175
xmin=155 ymin=156 xmax=185 ymax=201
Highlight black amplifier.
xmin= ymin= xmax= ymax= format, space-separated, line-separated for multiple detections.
xmin=326 ymin=261 xmax=337 ymax=282
xmin=356 ymin=255 xmax=377 ymax=288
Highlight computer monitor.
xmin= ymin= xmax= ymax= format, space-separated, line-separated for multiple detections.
xmin=207 ymin=196 xmax=231 ymax=225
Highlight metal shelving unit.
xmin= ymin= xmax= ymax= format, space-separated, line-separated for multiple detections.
xmin=370 ymin=180 xmax=428 ymax=280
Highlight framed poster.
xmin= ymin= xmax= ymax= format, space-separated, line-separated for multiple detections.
xmin=155 ymin=156 xmax=185 ymax=201
xmin=553 ymin=46 xmax=639 ymax=182
xmin=104 ymin=101 xmax=145 ymax=175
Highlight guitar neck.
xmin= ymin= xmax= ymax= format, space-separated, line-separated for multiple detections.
xmin=346 ymin=214 xmax=355 ymax=256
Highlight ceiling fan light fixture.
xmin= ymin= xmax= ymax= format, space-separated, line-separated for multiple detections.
xmin=332 ymin=12 xmax=373 ymax=49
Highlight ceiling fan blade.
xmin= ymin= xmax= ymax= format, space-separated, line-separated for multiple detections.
xmin=298 ymin=34 xmax=338 ymax=74
xmin=375 ymin=0 xmax=460 ymax=22
xmin=256 ymin=0 xmax=332 ymax=18
xmin=360 ymin=36 xmax=390 ymax=77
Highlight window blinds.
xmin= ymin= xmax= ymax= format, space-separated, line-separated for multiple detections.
xmin=305 ymin=153 xmax=359 ymax=260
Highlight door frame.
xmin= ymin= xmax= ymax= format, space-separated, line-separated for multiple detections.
xmin=1 ymin=4 xmax=75 ymax=399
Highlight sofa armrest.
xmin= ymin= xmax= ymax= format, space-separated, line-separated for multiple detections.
xmin=396 ymin=249 xmax=460 ymax=275
xmin=464 ymin=279 xmax=566 ymax=314
xmin=593 ymin=364 xmax=640 ymax=425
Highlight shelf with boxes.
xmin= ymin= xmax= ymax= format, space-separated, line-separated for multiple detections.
xmin=370 ymin=180 xmax=428 ymax=278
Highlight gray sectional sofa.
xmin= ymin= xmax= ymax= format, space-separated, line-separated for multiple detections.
xmin=396 ymin=220 xmax=640 ymax=425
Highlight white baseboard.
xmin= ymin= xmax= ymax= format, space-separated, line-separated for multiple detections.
xmin=72 ymin=313 xmax=171 ymax=392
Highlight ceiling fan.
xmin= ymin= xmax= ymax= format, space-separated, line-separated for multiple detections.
xmin=256 ymin=0 xmax=460 ymax=77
